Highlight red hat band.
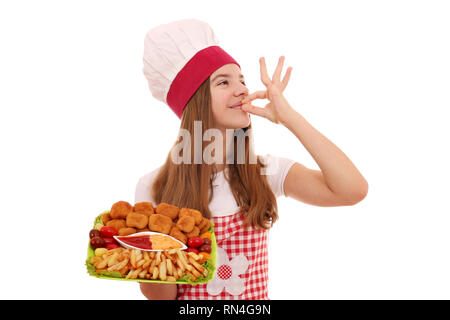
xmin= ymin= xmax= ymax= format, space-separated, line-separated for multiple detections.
xmin=166 ymin=46 xmax=240 ymax=119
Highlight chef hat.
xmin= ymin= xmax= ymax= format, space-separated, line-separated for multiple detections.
xmin=143 ymin=19 xmax=240 ymax=119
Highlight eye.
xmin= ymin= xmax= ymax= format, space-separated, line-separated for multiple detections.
xmin=218 ymin=80 xmax=246 ymax=86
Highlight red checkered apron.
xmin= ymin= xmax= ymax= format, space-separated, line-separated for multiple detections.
xmin=177 ymin=210 xmax=269 ymax=300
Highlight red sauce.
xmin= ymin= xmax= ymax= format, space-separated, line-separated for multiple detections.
xmin=116 ymin=235 xmax=152 ymax=250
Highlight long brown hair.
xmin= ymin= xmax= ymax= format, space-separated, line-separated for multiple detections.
xmin=152 ymin=76 xmax=278 ymax=230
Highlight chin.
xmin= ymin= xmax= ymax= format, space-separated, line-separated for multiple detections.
xmin=227 ymin=115 xmax=250 ymax=130
xmin=213 ymin=110 xmax=251 ymax=130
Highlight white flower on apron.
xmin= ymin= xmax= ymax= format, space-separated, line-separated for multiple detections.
xmin=207 ymin=246 xmax=249 ymax=296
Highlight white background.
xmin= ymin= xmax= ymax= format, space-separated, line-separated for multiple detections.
xmin=1 ymin=0 xmax=449 ymax=299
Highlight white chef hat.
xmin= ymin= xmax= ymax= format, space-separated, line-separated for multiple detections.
xmin=143 ymin=19 xmax=240 ymax=119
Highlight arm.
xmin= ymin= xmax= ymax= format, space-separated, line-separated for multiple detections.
xmin=139 ymin=283 xmax=177 ymax=300
xmin=281 ymin=108 xmax=368 ymax=206
xmin=241 ymin=56 xmax=368 ymax=206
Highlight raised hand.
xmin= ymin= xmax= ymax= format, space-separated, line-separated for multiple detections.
xmin=241 ymin=56 xmax=294 ymax=124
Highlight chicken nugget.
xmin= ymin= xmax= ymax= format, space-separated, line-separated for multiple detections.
xmin=126 ymin=211 xmax=149 ymax=229
xmin=156 ymin=203 xmax=179 ymax=220
xmin=110 ymin=201 xmax=133 ymax=219
xmin=179 ymin=208 xmax=203 ymax=225
xmin=137 ymin=228 xmax=150 ymax=232
xmin=199 ymin=218 xmax=212 ymax=234
xmin=197 ymin=218 xmax=207 ymax=231
xmin=149 ymin=214 xmax=172 ymax=234
xmin=176 ymin=216 xmax=195 ymax=233
xmin=133 ymin=202 xmax=155 ymax=216
xmin=169 ymin=226 xmax=187 ymax=245
xmin=106 ymin=219 xmax=127 ymax=232
xmin=101 ymin=213 xmax=111 ymax=224
xmin=185 ymin=226 xmax=200 ymax=238
xmin=118 ymin=227 xmax=137 ymax=236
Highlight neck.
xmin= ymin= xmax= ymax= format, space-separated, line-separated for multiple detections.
xmin=212 ymin=128 xmax=235 ymax=173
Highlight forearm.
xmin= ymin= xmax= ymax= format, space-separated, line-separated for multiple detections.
xmin=281 ymin=106 xmax=368 ymax=199
xmin=139 ymin=283 xmax=177 ymax=300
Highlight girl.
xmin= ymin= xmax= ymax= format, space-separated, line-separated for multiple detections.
xmin=137 ymin=19 xmax=368 ymax=300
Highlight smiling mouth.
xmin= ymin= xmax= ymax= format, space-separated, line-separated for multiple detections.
xmin=229 ymin=103 xmax=243 ymax=109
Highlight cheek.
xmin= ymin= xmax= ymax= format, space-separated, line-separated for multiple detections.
xmin=210 ymin=95 xmax=228 ymax=116
xmin=211 ymin=100 xmax=223 ymax=115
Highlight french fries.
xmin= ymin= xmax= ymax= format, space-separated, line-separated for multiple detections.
xmin=188 ymin=257 xmax=207 ymax=276
xmin=159 ymin=257 xmax=167 ymax=281
xmin=90 ymin=247 xmax=209 ymax=283
xmin=107 ymin=258 xmax=129 ymax=272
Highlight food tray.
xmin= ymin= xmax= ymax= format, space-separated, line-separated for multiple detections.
xmin=85 ymin=210 xmax=217 ymax=284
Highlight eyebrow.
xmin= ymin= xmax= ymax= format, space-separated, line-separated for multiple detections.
xmin=211 ymin=73 xmax=245 ymax=83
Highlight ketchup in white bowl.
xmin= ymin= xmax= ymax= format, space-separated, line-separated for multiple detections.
xmin=116 ymin=234 xmax=152 ymax=250
xmin=113 ymin=231 xmax=187 ymax=251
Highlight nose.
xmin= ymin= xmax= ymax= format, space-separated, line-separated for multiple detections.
xmin=235 ymin=82 xmax=249 ymax=97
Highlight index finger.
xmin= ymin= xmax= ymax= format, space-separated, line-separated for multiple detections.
xmin=242 ymin=90 xmax=267 ymax=103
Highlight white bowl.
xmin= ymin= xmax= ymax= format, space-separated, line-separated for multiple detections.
xmin=113 ymin=231 xmax=187 ymax=252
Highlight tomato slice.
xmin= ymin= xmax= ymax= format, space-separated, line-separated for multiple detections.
xmin=188 ymin=236 xmax=204 ymax=248
xmin=100 ymin=226 xmax=118 ymax=238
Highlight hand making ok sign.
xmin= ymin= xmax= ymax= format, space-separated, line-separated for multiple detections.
xmin=241 ymin=56 xmax=295 ymax=125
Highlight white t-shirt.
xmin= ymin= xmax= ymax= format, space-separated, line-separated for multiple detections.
xmin=134 ymin=154 xmax=296 ymax=218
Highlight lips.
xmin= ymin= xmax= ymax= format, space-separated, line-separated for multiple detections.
xmin=229 ymin=103 xmax=243 ymax=109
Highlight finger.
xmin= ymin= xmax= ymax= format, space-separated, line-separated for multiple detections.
xmin=242 ymin=90 xmax=267 ymax=103
xmin=272 ymin=56 xmax=285 ymax=83
xmin=281 ymin=66 xmax=293 ymax=91
xmin=259 ymin=57 xmax=271 ymax=87
xmin=241 ymin=103 xmax=267 ymax=118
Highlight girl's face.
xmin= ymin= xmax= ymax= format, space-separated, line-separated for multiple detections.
xmin=210 ymin=63 xmax=250 ymax=131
